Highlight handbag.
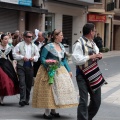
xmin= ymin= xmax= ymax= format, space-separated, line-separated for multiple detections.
xmin=80 ymin=61 xmax=106 ymax=93
xmin=77 ymin=37 xmax=106 ymax=93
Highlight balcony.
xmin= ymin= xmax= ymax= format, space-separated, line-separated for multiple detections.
xmin=106 ymin=2 xmax=120 ymax=16
xmin=107 ymin=2 xmax=114 ymax=11
xmin=88 ymin=0 xmax=105 ymax=13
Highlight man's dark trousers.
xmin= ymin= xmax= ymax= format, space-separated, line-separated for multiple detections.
xmin=17 ymin=64 xmax=33 ymax=103
xmin=76 ymin=74 xmax=101 ymax=120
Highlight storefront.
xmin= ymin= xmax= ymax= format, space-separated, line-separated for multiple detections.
xmin=87 ymin=13 xmax=112 ymax=49
xmin=0 ymin=8 xmax=18 ymax=32
xmin=44 ymin=2 xmax=89 ymax=52
xmin=0 ymin=1 xmax=48 ymax=33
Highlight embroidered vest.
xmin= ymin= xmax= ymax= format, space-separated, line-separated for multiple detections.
xmin=17 ymin=41 xmax=36 ymax=66
xmin=78 ymin=37 xmax=96 ymax=69
xmin=0 ymin=45 xmax=12 ymax=59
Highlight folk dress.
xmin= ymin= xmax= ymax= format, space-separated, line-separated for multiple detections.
xmin=32 ymin=42 xmax=78 ymax=109
xmin=0 ymin=44 xmax=19 ymax=96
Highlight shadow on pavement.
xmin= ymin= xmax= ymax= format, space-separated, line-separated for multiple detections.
xmin=32 ymin=114 xmax=74 ymax=120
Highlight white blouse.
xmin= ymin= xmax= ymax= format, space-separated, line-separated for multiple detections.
xmin=72 ymin=37 xmax=99 ymax=66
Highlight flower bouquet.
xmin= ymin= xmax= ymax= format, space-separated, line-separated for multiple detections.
xmin=46 ymin=59 xmax=60 ymax=84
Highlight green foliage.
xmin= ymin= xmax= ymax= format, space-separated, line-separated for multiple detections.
xmin=100 ymin=47 xmax=109 ymax=53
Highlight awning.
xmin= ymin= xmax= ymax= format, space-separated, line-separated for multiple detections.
xmin=0 ymin=2 xmax=48 ymax=14
xmin=45 ymin=0 xmax=94 ymax=7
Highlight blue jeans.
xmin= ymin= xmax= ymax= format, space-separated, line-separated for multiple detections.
xmin=76 ymin=74 xmax=101 ymax=120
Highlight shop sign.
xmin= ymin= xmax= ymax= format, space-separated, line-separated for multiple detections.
xmin=87 ymin=14 xmax=106 ymax=22
xmin=0 ymin=0 xmax=32 ymax=6
xmin=18 ymin=0 xmax=32 ymax=6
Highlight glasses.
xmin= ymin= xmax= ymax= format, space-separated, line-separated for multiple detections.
xmin=26 ymin=36 xmax=33 ymax=38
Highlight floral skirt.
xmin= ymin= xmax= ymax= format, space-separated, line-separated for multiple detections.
xmin=32 ymin=65 xmax=78 ymax=109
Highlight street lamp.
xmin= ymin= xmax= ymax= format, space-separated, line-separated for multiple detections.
xmin=108 ymin=15 xmax=113 ymax=51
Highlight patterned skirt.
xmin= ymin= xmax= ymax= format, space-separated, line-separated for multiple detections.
xmin=32 ymin=65 xmax=78 ymax=109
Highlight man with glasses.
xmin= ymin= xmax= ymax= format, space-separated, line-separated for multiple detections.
xmin=13 ymin=31 xmax=39 ymax=107
xmin=72 ymin=23 xmax=103 ymax=120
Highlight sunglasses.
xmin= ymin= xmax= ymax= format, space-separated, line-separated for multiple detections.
xmin=26 ymin=36 xmax=33 ymax=38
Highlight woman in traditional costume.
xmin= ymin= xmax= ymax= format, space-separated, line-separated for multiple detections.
xmin=32 ymin=29 xmax=78 ymax=119
xmin=0 ymin=34 xmax=19 ymax=105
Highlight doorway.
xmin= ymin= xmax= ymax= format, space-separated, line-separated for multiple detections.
xmin=104 ymin=23 xmax=109 ymax=47
xmin=62 ymin=15 xmax=73 ymax=53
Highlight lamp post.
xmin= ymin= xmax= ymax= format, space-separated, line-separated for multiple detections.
xmin=108 ymin=15 xmax=113 ymax=51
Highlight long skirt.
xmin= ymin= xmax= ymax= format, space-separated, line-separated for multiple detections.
xmin=32 ymin=65 xmax=78 ymax=109
xmin=0 ymin=59 xmax=19 ymax=96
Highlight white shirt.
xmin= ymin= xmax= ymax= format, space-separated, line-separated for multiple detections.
xmin=38 ymin=41 xmax=44 ymax=50
xmin=72 ymin=37 xmax=99 ymax=66
xmin=13 ymin=42 xmax=39 ymax=62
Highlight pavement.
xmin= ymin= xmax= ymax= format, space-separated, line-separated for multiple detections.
xmin=102 ymin=50 xmax=120 ymax=58
xmin=0 ymin=50 xmax=120 ymax=120
xmin=67 ymin=50 xmax=120 ymax=120
xmin=94 ymin=50 xmax=120 ymax=120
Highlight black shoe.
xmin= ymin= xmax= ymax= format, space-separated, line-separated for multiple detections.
xmin=50 ymin=112 xmax=60 ymax=118
xmin=24 ymin=101 xmax=29 ymax=105
xmin=105 ymin=81 xmax=108 ymax=84
xmin=43 ymin=113 xmax=52 ymax=119
xmin=19 ymin=101 xmax=25 ymax=107
xmin=0 ymin=102 xmax=4 ymax=106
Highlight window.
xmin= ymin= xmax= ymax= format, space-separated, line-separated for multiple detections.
xmin=45 ymin=13 xmax=55 ymax=33
xmin=107 ymin=2 xmax=114 ymax=11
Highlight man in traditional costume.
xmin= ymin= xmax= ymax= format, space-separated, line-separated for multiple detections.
xmin=72 ymin=23 xmax=104 ymax=120
xmin=13 ymin=31 xmax=39 ymax=107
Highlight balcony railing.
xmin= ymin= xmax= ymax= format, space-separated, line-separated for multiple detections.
xmin=107 ymin=2 xmax=115 ymax=11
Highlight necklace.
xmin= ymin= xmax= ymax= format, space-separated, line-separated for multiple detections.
xmin=1 ymin=44 xmax=6 ymax=50
xmin=54 ymin=41 xmax=59 ymax=45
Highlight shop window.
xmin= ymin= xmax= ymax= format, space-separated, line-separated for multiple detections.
xmin=45 ymin=13 xmax=55 ymax=33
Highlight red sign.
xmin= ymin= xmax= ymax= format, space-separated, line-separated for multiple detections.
xmin=87 ymin=14 xmax=106 ymax=22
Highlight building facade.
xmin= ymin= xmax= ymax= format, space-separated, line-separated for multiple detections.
xmin=0 ymin=0 xmax=48 ymax=33
xmin=0 ymin=0 xmax=95 ymax=52
xmin=106 ymin=0 xmax=120 ymax=50
xmin=43 ymin=0 xmax=94 ymax=52
xmin=88 ymin=0 xmax=120 ymax=51
xmin=88 ymin=0 xmax=115 ymax=50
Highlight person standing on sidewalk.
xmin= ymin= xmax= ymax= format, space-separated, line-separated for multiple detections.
xmin=94 ymin=33 xmax=103 ymax=51
xmin=72 ymin=23 xmax=103 ymax=120
xmin=13 ymin=31 xmax=39 ymax=107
